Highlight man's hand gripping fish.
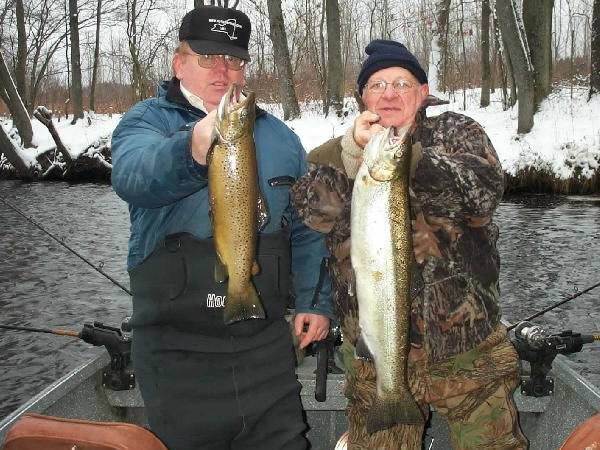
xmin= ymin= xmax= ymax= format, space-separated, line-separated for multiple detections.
xmin=208 ymin=84 xmax=268 ymax=324
xmin=351 ymin=126 xmax=424 ymax=434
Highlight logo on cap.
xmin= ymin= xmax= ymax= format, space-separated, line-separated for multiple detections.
xmin=209 ymin=18 xmax=242 ymax=41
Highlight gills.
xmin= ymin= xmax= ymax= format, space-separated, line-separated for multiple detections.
xmin=350 ymin=126 xmax=424 ymax=433
xmin=208 ymin=84 xmax=268 ymax=324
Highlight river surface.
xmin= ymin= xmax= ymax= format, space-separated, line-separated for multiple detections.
xmin=0 ymin=180 xmax=599 ymax=420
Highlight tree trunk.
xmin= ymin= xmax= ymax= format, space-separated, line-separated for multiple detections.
xmin=0 ymin=123 xmax=31 ymax=178
xmin=590 ymin=0 xmax=600 ymax=100
xmin=266 ymin=0 xmax=300 ymax=120
xmin=523 ymin=0 xmax=554 ymax=110
xmin=459 ymin=0 xmax=467 ymax=110
xmin=325 ymin=0 xmax=343 ymax=116
xmin=318 ymin=3 xmax=327 ymax=111
xmin=495 ymin=0 xmax=535 ymax=133
xmin=0 ymin=51 xmax=33 ymax=148
xmin=480 ymin=0 xmax=491 ymax=107
xmin=89 ymin=0 xmax=102 ymax=111
xmin=33 ymin=107 xmax=74 ymax=167
xmin=69 ymin=0 xmax=84 ymax=123
xmin=428 ymin=0 xmax=451 ymax=93
xmin=15 ymin=0 xmax=28 ymax=112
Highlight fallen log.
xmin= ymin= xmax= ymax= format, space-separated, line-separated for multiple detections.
xmin=33 ymin=106 xmax=73 ymax=168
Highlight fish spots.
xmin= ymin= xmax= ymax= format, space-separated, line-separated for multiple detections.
xmin=371 ymin=271 xmax=384 ymax=282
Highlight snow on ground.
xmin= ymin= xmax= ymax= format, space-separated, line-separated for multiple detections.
xmin=1 ymin=112 xmax=122 ymax=163
xmin=3 ymin=86 xmax=599 ymax=180
xmin=427 ymin=87 xmax=600 ymax=179
xmin=264 ymin=86 xmax=600 ymax=180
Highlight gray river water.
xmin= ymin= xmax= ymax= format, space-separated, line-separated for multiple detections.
xmin=0 ymin=180 xmax=599 ymax=421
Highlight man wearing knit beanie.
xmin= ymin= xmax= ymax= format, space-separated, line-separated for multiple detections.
xmin=292 ymin=40 xmax=527 ymax=450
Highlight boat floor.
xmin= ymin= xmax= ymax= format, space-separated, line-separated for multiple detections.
xmin=1 ymin=351 xmax=599 ymax=449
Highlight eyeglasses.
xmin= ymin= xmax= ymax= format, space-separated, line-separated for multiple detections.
xmin=365 ymin=79 xmax=415 ymax=94
xmin=182 ymin=52 xmax=246 ymax=71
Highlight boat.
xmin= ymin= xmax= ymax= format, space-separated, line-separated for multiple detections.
xmin=0 ymin=331 xmax=599 ymax=450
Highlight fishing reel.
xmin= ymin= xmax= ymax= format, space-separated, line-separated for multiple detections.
xmin=512 ymin=321 xmax=598 ymax=397
xmin=79 ymin=320 xmax=134 ymax=391
xmin=306 ymin=324 xmax=344 ymax=402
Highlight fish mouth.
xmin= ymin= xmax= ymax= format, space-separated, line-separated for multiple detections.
xmin=217 ymin=84 xmax=256 ymax=121
xmin=390 ymin=125 xmax=411 ymax=158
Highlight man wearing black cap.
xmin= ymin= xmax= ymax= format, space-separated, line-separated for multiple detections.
xmin=111 ymin=6 xmax=333 ymax=450
xmin=292 ymin=40 xmax=527 ymax=449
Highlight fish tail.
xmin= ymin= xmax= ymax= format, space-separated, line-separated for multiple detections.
xmin=224 ymin=282 xmax=266 ymax=324
xmin=366 ymin=392 xmax=424 ymax=434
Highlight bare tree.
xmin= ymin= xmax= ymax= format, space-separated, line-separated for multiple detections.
xmin=523 ymin=0 xmax=554 ymax=110
xmin=428 ymin=0 xmax=452 ymax=93
xmin=26 ymin=0 xmax=70 ymax=111
xmin=69 ymin=0 xmax=85 ymax=123
xmin=325 ymin=0 xmax=343 ymax=116
xmin=480 ymin=0 xmax=491 ymax=107
xmin=89 ymin=0 xmax=102 ymax=111
xmin=15 ymin=0 xmax=27 ymax=111
xmin=590 ymin=0 xmax=600 ymax=99
xmin=124 ymin=0 xmax=174 ymax=100
xmin=0 ymin=50 xmax=33 ymax=148
xmin=266 ymin=0 xmax=300 ymax=119
xmin=495 ymin=0 xmax=535 ymax=133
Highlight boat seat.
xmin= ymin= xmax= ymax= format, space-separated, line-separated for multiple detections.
xmin=560 ymin=413 xmax=600 ymax=450
xmin=1 ymin=413 xmax=169 ymax=450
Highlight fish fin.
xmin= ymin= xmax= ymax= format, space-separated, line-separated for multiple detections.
xmin=334 ymin=431 xmax=348 ymax=450
xmin=214 ymin=254 xmax=228 ymax=283
xmin=206 ymin=133 xmax=218 ymax=166
xmin=355 ymin=334 xmax=373 ymax=361
xmin=251 ymin=260 xmax=260 ymax=276
xmin=224 ymin=283 xmax=266 ymax=324
xmin=366 ymin=393 xmax=424 ymax=434
xmin=256 ymin=190 xmax=270 ymax=231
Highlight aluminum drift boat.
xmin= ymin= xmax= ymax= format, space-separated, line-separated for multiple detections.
xmin=0 ymin=325 xmax=598 ymax=450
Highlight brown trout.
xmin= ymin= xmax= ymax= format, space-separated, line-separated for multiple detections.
xmin=208 ymin=84 xmax=268 ymax=324
xmin=350 ymin=126 xmax=424 ymax=433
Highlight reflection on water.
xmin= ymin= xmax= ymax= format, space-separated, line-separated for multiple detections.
xmin=0 ymin=182 xmax=599 ymax=420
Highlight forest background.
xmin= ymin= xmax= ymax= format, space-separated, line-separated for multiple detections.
xmin=0 ymin=0 xmax=599 ymax=190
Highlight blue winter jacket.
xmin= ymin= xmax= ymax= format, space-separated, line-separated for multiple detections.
xmin=111 ymin=79 xmax=333 ymax=319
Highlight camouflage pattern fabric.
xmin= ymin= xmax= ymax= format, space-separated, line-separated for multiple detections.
xmin=291 ymin=165 xmax=358 ymax=357
xmin=295 ymin=97 xmax=505 ymax=363
xmin=346 ymin=326 xmax=527 ymax=450
xmin=291 ymin=98 xmax=525 ymax=449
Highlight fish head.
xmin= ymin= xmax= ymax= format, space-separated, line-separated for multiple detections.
xmin=215 ymin=84 xmax=256 ymax=141
xmin=363 ymin=125 xmax=411 ymax=181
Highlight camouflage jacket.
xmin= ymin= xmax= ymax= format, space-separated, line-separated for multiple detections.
xmin=291 ymin=97 xmax=505 ymax=363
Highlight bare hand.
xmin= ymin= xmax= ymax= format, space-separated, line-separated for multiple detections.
xmin=353 ymin=110 xmax=384 ymax=148
xmin=191 ymin=110 xmax=218 ymax=165
xmin=294 ymin=313 xmax=330 ymax=349
xmin=412 ymin=213 xmax=443 ymax=264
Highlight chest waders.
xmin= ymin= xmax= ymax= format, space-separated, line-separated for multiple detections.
xmin=128 ymin=230 xmax=308 ymax=450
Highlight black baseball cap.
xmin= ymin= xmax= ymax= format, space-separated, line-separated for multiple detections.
xmin=179 ymin=6 xmax=251 ymax=61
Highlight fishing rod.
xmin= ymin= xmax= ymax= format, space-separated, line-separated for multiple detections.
xmin=0 ymin=194 xmax=131 ymax=296
xmin=0 ymin=321 xmax=135 ymax=390
xmin=0 ymin=324 xmax=80 ymax=337
xmin=507 ymin=279 xmax=600 ymax=331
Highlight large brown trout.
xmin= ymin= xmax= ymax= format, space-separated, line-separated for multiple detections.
xmin=350 ymin=126 xmax=424 ymax=434
xmin=208 ymin=84 xmax=268 ymax=325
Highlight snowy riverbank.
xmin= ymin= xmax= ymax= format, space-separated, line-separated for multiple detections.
xmin=2 ymin=86 xmax=599 ymax=193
